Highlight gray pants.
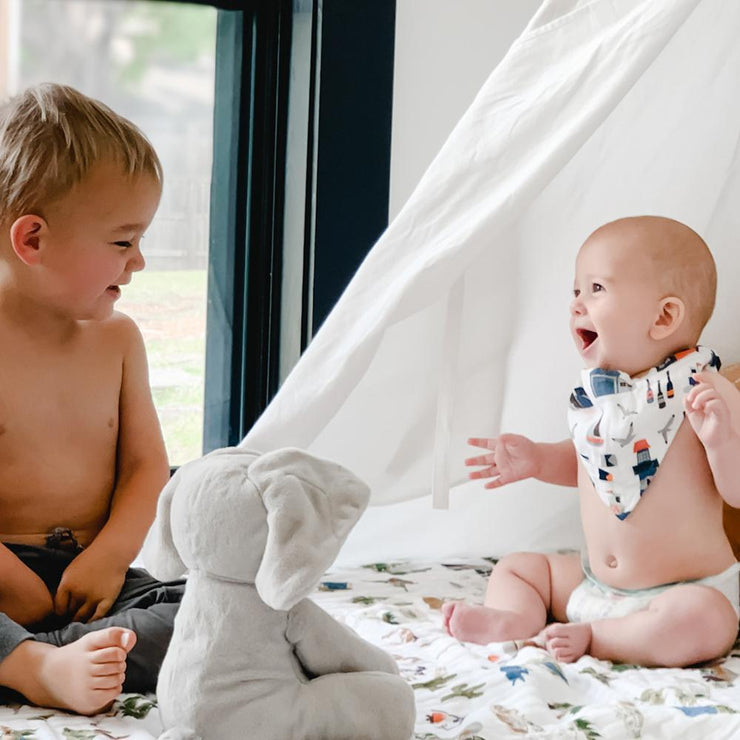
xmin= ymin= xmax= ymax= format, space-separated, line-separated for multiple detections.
xmin=0 ymin=543 xmax=184 ymax=697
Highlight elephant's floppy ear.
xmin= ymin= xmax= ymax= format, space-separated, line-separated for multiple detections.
xmin=142 ymin=467 xmax=186 ymax=581
xmin=250 ymin=449 xmax=370 ymax=610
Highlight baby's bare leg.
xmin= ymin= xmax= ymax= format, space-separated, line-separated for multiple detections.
xmin=0 ymin=627 xmax=135 ymax=715
xmin=542 ymin=584 xmax=738 ymax=666
xmin=443 ymin=552 xmax=582 ymax=644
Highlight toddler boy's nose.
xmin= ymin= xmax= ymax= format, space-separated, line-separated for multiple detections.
xmin=128 ymin=245 xmax=146 ymax=272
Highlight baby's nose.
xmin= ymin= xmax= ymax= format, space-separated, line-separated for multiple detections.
xmin=570 ymin=296 xmax=585 ymax=316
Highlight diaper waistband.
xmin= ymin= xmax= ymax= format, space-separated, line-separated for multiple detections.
xmin=580 ymin=552 xmax=740 ymax=598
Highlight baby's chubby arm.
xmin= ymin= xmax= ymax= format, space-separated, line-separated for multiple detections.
xmin=466 ymin=435 xmax=577 ymax=489
xmin=54 ymin=316 xmax=169 ymax=623
xmin=685 ymin=371 xmax=740 ymax=507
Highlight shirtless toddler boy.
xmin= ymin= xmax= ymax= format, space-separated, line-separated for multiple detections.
xmin=0 ymin=84 xmax=183 ymax=713
xmin=444 ymin=216 xmax=740 ymax=667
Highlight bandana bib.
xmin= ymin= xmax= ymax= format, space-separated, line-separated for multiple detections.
xmin=568 ymin=346 xmax=720 ymax=520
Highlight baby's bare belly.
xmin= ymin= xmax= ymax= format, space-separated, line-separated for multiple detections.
xmin=580 ymin=422 xmax=737 ymax=589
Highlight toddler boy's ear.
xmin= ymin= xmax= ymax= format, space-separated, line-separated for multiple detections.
xmin=9 ymin=215 xmax=46 ymax=265
xmin=249 ymin=448 xmax=370 ymax=611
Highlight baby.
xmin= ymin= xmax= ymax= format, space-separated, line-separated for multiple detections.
xmin=444 ymin=216 xmax=740 ymax=667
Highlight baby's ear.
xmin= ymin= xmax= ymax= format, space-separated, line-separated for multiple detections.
xmin=9 ymin=215 xmax=46 ymax=266
xmin=650 ymin=296 xmax=685 ymax=340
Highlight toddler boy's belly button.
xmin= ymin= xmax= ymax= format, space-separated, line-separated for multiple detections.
xmin=605 ymin=555 xmax=618 ymax=568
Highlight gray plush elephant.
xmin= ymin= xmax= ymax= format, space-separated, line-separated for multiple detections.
xmin=142 ymin=446 xmax=415 ymax=740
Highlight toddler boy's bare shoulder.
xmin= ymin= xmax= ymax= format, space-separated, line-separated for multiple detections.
xmin=90 ymin=311 xmax=146 ymax=349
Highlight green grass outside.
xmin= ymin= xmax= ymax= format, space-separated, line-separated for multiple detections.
xmin=117 ymin=269 xmax=207 ymax=467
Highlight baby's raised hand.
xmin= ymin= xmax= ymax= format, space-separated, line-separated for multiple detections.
xmin=466 ymin=434 xmax=541 ymax=489
xmin=684 ymin=372 xmax=732 ymax=450
xmin=54 ymin=547 xmax=126 ymax=623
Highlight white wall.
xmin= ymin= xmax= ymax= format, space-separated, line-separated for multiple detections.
xmin=390 ymin=0 xmax=541 ymax=219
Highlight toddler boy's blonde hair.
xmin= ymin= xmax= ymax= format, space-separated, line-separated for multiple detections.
xmin=0 ymin=83 xmax=162 ymax=224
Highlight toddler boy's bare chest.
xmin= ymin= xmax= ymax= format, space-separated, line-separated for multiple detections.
xmin=0 ymin=339 xmax=122 ymax=474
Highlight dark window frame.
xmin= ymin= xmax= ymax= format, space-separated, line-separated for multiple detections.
xmin=202 ymin=0 xmax=396 ymax=451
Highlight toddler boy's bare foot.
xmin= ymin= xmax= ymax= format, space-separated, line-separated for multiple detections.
xmin=539 ymin=622 xmax=591 ymax=663
xmin=0 ymin=627 xmax=136 ymax=715
xmin=442 ymin=601 xmax=524 ymax=645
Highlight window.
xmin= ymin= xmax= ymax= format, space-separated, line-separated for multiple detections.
xmin=0 ymin=0 xmax=217 ymax=465
xmin=1 ymin=0 xmax=398 ymax=460
xmin=203 ymin=0 xmax=397 ymax=450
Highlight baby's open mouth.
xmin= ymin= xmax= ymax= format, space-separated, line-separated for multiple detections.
xmin=576 ymin=328 xmax=598 ymax=350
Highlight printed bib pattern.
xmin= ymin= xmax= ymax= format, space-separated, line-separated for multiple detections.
xmin=568 ymin=346 xmax=720 ymax=519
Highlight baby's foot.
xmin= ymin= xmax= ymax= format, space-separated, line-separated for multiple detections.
xmin=539 ymin=622 xmax=591 ymax=663
xmin=442 ymin=601 xmax=522 ymax=645
xmin=0 ymin=627 xmax=136 ymax=715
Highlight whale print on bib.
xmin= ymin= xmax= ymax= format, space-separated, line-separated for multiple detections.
xmin=568 ymin=346 xmax=720 ymax=520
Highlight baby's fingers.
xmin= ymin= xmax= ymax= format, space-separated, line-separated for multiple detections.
xmin=467 ymin=437 xmax=496 ymax=451
xmin=469 ymin=465 xmax=498 ymax=480
xmin=465 ymin=453 xmax=495 ymax=467
xmin=685 ymin=386 xmax=719 ymax=412
xmin=483 ymin=477 xmax=505 ymax=490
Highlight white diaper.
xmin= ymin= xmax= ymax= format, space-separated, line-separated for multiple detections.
xmin=566 ymin=559 xmax=740 ymax=623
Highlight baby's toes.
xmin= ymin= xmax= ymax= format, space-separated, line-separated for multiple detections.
xmin=441 ymin=601 xmax=458 ymax=631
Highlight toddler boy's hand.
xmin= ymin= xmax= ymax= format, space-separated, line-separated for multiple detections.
xmin=54 ymin=547 xmax=126 ymax=623
xmin=466 ymin=434 xmax=541 ymax=489
xmin=684 ymin=373 xmax=733 ymax=451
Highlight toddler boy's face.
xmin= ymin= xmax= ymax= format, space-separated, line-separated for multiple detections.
xmin=569 ymin=232 xmax=665 ymax=377
xmin=36 ymin=160 xmax=161 ymax=322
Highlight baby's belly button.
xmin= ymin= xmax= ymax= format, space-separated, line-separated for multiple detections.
xmin=604 ymin=554 xmax=618 ymax=568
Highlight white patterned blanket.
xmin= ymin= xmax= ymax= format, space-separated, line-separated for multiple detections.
xmin=2 ymin=558 xmax=740 ymax=739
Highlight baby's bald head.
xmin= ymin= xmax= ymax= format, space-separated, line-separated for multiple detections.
xmin=582 ymin=216 xmax=716 ymax=343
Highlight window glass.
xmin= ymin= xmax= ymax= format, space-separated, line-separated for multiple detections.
xmin=0 ymin=0 xmax=216 ymax=465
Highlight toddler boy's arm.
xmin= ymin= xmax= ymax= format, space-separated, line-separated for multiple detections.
xmin=0 ymin=542 xmax=54 ymax=625
xmin=93 ymin=317 xmax=169 ymax=562
xmin=54 ymin=317 xmax=169 ymax=622
xmin=685 ymin=372 xmax=740 ymax=507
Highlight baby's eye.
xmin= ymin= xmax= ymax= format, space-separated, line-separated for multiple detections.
xmin=113 ymin=241 xmax=133 ymax=248
xmin=573 ymin=288 xmax=581 ymax=298
xmin=591 ymin=282 xmax=603 ymax=293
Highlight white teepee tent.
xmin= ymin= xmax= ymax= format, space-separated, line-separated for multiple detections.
xmin=243 ymin=0 xmax=740 ymax=564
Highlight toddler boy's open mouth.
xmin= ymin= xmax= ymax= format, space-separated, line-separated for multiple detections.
xmin=576 ymin=328 xmax=598 ymax=350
